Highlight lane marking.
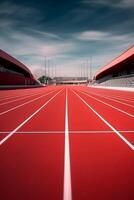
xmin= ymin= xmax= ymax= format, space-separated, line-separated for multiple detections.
xmin=72 ymin=90 xmax=134 ymax=151
xmin=63 ymin=88 xmax=72 ymax=200
xmin=91 ymin=91 xmax=134 ymax=104
xmin=76 ymin=89 xmax=134 ymax=118
xmin=0 ymin=130 xmax=134 ymax=134
xmin=0 ymin=89 xmax=57 ymax=116
xmin=104 ymin=95 xmax=134 ymax=104
xmin=0 ymin=89 xmax=63 ymax=146
xmin=0 ymin=131 xmax=65 ymax=134
xmin=81 ymin=90 xmax=134 ymax=108
xmin=89 ymin=85 xmax=134 ymax=92
xmin=0 ymin=90 xmax=52 ymax=106
xmin=0 ymin=90 xmax=46 ymax=102
xmin=0 ymin=92 xmax=38 ymax=102
xmin=87 ymin=88 xmax=134 ymax=102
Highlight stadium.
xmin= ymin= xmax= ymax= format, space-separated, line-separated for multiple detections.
xmin=0 ymin=49 xmax=39 ymax=87
xmin=93 ymin=45 xmax=134 ymax=87
xmin=0 ymin=46 xmax=134 ymax=200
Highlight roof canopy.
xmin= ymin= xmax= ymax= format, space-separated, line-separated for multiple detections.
xmin=0 ymin=49 xmax=31 ymax=75
xmin=95 ymin=45 xmax=134 ymax=79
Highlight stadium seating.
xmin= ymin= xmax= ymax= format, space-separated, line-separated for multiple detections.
xmin=96 ymin=75 xmax=134 ymax=87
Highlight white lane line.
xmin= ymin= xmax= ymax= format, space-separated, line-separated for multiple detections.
xmin=0 ymin=90 xmax=50 ymax=106
xmin=87 ymin=87 xmax=134 ymax=101
xmin=69 ymin=130 xmax=134 ymax=133
xmin=0 ymin=90 xmax=46 ymax=102
xmin=72 ymin=90 xmax=134 ymax=151
xmin=0 ymin=131 xmax=65 ymax=134
xmin=0 ymin=93 xmax=36 ymax=102
xmin=82 ymin=90 xmax=134 ymax=108
xmin=0 ymin=89 xmax=63 ymax=146
xmin=0 ymin=90 xmax=57 ymax=116
xmin=105 ymin=96 xmax=134 ymax=104
xmin=63 ymin=89 xmax=72 ymax=200
xmin=77 ymin=90 xmax=134 ymax=118
xmin=89 ymin=85 xmax=134 ymax=92
xmin=88 ymin=91 xmax=134 ymax=104
xmin=0 ymin=130 xmax=134 ymax=134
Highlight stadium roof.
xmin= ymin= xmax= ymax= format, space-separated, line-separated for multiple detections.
xmin=95 ymin=45 xmax=134 ymax=79
xmin=0 ymin=49 xmax=31 ymax=75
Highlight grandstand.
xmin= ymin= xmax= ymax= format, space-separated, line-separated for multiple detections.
xmin=55 ymin=77 xmax=88 ymax=85
xmin=0 ymin=49 xmax=39 ymax=87
xmin=93 ymin=45 xmax=134 ymax=87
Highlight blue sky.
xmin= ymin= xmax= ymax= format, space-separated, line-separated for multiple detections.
xmin=0 ymin=0 xmax=134 ymax=77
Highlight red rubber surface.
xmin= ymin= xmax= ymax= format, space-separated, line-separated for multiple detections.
xmin=1 ymin=134 xmax=64 ymax=200
xmin=0 ymin=86 xmax=134 ymax=200
xmin=70 ymin=133 xmax=134 ymax=200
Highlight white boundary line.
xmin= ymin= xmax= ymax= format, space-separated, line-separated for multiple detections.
xmin=0 ymin=90 xmax=51 ymax=106
xmin=104 ymin=95 xmax=134 ymax=104
xmin=63 ymin=88 xmax=72 ymax=200
xmin=0 ymin=130 xmax=134 ymax=134
xmin=0 ymin=89 xmax=57 ymax=116
xmin=77 ymin=89 xmax=134 ymax=118
xmin=0 ymin=131 xmax=65 ymax=134
xmin=86 ymin=89 xmax=134 ymax=102
xmin=89 ymin=85 xmax=134 ymax=92
xmin=0 ymin=92 xmax=39 ymax=102
xmin=72 ymin=90 xmax=134 ymax=151
xmin=82 ymin=90 xmax=134 ymax=108
xmin=94 ymin=93 xmax=134 ymax=108
xmin=0 ymin=89 xmax=63 ymax=146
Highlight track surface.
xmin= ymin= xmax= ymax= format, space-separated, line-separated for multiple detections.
xmin=0 ymin=86 xmax=134 ymax=200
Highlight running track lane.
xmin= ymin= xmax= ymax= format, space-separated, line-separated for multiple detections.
xmin=0 ymin=87 xmax=62 ymax=140
xmin=0 ymin=87 xmax=65 ymax=200
xmin=0 ymin=134 xmax=65 ymax=200
xmin=73 ymin=87 xmax=134 ymax=145
xmin=0 ymin=88 xmax=58 ymax=114
xmin=0 ymin=86 xmax=134 ymax=200
xmin=0 ymin=86 xmax=56 ymax=100
xmin=68 ymin=87 xmax=134 ymax=200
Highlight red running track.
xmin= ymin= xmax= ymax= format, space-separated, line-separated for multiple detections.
xmin=0 ymin=86 xmax=134 ymax=200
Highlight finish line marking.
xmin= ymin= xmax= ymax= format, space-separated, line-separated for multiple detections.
xmin=63 ymin=89 xmax=72 ymax=200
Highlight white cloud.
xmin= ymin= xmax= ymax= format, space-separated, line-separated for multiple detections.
xmin=0 ymin=28 xmax=77 ymax=77
xmin=1 ymin=28 xmax=133 ymax=77
xmin=76 ymin=30 xmax=134 ymax=42
xmin=0 ymin=1 xmax=133 ymax=78
xmin=31 ymin=29 xmax=62 ymax=40
xmin=82 ymin=0 xmax=134 ymax=8
xmin=77 ymin=31 xmax=109 ymax=40
xmin=0 ymin=30 xmax=74 ymax=56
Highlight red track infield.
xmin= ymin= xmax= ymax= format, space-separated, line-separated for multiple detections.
xmin=0 ymin=86 xmax=134 ymax=200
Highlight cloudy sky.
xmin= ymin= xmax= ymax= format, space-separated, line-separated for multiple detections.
xmin=0 ymin=0 xmax=134 ymax=77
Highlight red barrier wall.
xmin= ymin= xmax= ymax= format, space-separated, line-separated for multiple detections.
xmin=0 ymin=71 xmax=26 ymax=85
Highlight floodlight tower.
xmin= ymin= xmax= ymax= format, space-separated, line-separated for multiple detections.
xmin=51 ymin=61 xmax=53 ymax=78
xmin=55 ymin=64 xmax=56 ymax=78
xmin=90 ymin=56 xmax=92 ymax=80
xmin=47 ymin=59 xmax=50 ymax=78
xmin=44 ymin=56 xmax=47 ymax=77
xmin=86 ymin=60 xmax=89 ymax=80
